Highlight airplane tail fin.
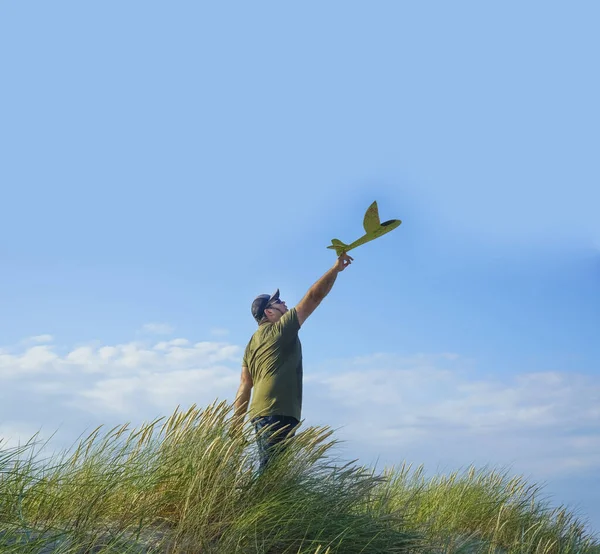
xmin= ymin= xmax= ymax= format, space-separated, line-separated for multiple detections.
xmin=327 ymin=239 xmax=349 ymax=256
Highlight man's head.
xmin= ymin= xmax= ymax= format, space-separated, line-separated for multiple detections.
xmin=251 ymin=288 xmax=288 ymax=324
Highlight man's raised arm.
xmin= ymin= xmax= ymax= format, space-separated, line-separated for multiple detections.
xmin=296 ymin=253 xmax=353 ymax=327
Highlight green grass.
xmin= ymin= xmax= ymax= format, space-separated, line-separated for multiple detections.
xmin=0 ymin=400 xmax=598 ymax=553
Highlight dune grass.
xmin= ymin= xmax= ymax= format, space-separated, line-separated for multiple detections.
xmin=0 ymin=401 xmax=598 ymax=553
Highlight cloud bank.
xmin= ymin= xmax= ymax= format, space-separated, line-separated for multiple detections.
xmin=304 ymin=354 xmax=600 ymax=480
xmin=1 ymin=335 xmax=598 ymax=485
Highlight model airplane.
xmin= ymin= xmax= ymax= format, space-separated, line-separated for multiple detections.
xmin=327 ymin=201 xmax=401 ymax=255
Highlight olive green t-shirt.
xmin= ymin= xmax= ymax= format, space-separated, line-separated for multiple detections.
xmin=243 ymin=307 xmax=303 ymax=421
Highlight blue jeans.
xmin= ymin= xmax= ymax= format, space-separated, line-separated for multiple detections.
xmin=252 ymin=415 xmax=300 ymax=473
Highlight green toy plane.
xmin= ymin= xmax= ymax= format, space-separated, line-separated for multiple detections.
xmin=327 ymin=201 xmax=402 ymax=255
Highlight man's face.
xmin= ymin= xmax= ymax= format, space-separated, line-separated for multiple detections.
xmin=266 ymin=298 xmax=288 ymax=318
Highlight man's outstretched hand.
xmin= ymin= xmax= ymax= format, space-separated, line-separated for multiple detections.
xmin=334 ymin=252 xmax=353 ymax=272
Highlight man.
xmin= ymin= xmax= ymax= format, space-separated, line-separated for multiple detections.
xmin=233 ymin=252 xmax=353 ymax=473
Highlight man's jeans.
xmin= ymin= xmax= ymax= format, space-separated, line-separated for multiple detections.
xmin=251 ymin=415 xmax=300 ymax=473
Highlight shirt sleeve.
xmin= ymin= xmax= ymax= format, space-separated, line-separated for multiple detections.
xmin=272 ymin=307 xmax=300 ymax=344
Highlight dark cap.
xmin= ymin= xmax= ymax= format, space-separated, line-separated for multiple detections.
xmin=251 ymin=289 xmax=280 ymax=323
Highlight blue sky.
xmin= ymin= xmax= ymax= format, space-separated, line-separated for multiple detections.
xmin=1 ymin=0 xmax=599 ymax=535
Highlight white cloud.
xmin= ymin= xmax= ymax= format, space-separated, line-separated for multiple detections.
xmin=0 ymin=336 xmax=240 ymax=380
xmin=140 ymin=323 xmax=174 ymax=335
xmin=26 ymin=334 xmax=54 ymax=344
xmin=71 ymin=367 xmax=238 ymax=417
xmin=0 ymin=345 xmax=63 ymax=377
xmin=0 ymin=335 xmax=242 ymax=426
xmin=0 ymin=422 xmax=44 ymax=450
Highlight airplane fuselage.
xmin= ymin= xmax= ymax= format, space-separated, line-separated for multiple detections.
xmin=346 ymin=220 xmax=401 ymax=251
xmin=327 ymin=201 xmax=401 ymax=255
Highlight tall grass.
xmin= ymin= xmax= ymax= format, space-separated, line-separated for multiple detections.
xmin=0 ymin=400 xmax=598 ymax=553
xmin=368 ymin=463 xmax=600 ymax=553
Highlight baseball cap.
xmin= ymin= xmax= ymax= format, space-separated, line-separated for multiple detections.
xmin=251 ymin=289 xmax=280 ymax=323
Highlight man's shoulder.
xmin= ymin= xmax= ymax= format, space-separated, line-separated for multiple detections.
xmin=246 ymin=309 xmax=300 ymax=344
xmin=282 ymin=306 xmax=298 ymax=322
xmin=273 ymin=307 xmax=300 ymax=336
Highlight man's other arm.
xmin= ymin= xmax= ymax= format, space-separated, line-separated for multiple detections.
xmin=233 ymin=366 xmax=253 ymax=426
xmin=296 ymin=253 xmax=353 ymax=327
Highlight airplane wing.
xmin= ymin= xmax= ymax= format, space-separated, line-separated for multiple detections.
xmin=363 ymin=201 xmax=381 ymax=234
